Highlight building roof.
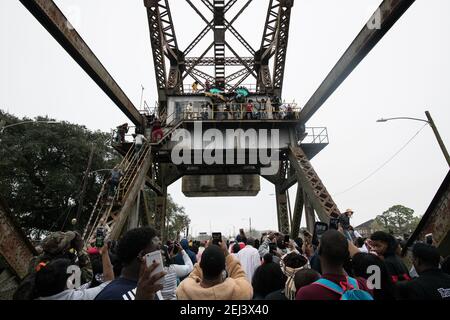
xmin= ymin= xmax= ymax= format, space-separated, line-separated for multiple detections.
xmin=355 ymin=219 xmax=375 ymax=229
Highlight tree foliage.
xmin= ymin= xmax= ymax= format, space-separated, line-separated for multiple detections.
xmin=374 ymin=205 xmax=421 ymax=237
xmin=0 ymin=110 xmax=119 ymax=239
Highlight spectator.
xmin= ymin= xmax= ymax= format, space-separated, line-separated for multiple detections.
xmin=151 ymin=120 xmax=164 ymax=142
xmin=95 ymin=227 xmax=165 ymax=300
xmin=280 ymin=252 xmax=310 ymax=300
xmin=396 ymin=243 xmax=450 ymax=300
xmin=29 ymin=231 xmax=92 ymax=285
xmin=296 ymin=230 xmax=372 ymax=300
xmin=192 ymin=81 xmax=199 ymax=93
xmin=133 ymin=132 xmax=147 ymax=155
xmin=231 ymin=243 xmax=241 ymax=256
xmin=174 ymin=239 xmax=197 ymax=266
xmin=252 ymin=259 xmax=286 ymax=300
xmin=115 ymin=123 xmax=129 ymax=143
xmin=268 ymin=268 xmax=320 ymax=301
xmin=369 ymin=231 xmax=411 ymax=283
xmin=254 ymin=239 xmax=260 ymax=250
xmin=338 ymin=209 xmax=354 ymax=241
xmin=35 ymin=244 xmax=114 ymax=300
xmin=236 ymin=237 xmax=261 ymax=283
xmin=176 ymin=239 xmax=253 ymax=300
xmin=107 ymin=167 xmax=122 ymax=200
xmin=351 ymin=252 xmax=396 ymax=300
xmin=245 ymin=100 xmax=254 ymax=120
xmin=160 ymin=243 xmax=193 ymax=300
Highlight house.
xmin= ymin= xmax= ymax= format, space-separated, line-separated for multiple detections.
xmin=354 ymin=219 xmax=376 ymax=238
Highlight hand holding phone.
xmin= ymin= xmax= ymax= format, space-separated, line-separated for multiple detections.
xmin=145 ymin=251 xmax=165 ymax=285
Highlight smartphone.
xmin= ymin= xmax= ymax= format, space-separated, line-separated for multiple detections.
xmin=329 ymin=218 xmax=339 ymax=230
xmin=312 ymin=222 xmax=328 ymax=247
xmin=212 ymin=232 xmax=222 ymax=246
xmin=269 ymin=242 xmax=277 ymax=253
xmin=145 ymin=251 xmax=164 ymax=285
xmin=95 ymin=227 xmax=105 ymax=248
xmin=284 ymin=234 xmax=290 ymax=243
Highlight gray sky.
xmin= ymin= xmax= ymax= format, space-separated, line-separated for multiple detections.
xmin=1 ymin=0 xmax=450 ymax=237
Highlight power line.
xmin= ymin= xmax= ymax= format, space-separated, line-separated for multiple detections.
xmin=334 ymin=123 xmax=428 ymax=197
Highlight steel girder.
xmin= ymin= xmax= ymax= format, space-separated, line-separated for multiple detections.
xmin=145 ymin=0 xmax=184 ymax=116
xmin=256 ymin=0 xmax=294 ymax=95
xmin=288 ymin=146 xmax=340 ymax=223
xmin=299 ymin=0 xmax=416 ymax=124
xmin=0 ymin=199 xmax=36 ymax=279
xmin=19 ymin=0 xmax=144 ymax=126
xmin=185 ymin=57 xmax=254 ymax=67
xmin=275 ymin=157 xmax=291 ymax=234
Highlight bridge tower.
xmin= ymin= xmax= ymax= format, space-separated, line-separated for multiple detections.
xmin=18 ymin=0 xmax=417 ymax=242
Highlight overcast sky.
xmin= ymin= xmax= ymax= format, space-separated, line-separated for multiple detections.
xmin=1 ymin=0 xmax=449 ymax=237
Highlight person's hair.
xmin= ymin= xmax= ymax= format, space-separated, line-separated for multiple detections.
xmin=117 ymin=227 xmax=157 ymax=265
xmin=283 ymin=252 xmax=308 ymax=269
xmin=351 ymin=253 xmax=396 ymax=300
xmin=263 ymin=253 xmax=273 ymax=264
xmin=355 ymin=237 xmax=366 ymax=248
xmin=200 ymin=245 xmax=226 ymax=281
xmin=232 ymin=243 xmax=241 ymax=254
xmin=441 ymin=256 xmax=450 ymax=275
xmin=35 ymin=259 xmax=71 ymax=298
xmin=412 ymin=243 xmax=440 ymax=268
xmin=318 ymin=230 xmax=349 ymax=266
xmin=251 ymin=262 xmax=286 ymax=298
xmin=254 ymin=239 xmax=260 ymax=250
xmin=247 ymin=237 xmax=255 ymax=247
xmin=370 ymin=231 xmax=398 ymax=256
xmin=294 ymin=269 xmax=320 ymax=291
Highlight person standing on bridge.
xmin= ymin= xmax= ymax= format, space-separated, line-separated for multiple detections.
xmin=339 ymin=209 xmax=354 ymax=241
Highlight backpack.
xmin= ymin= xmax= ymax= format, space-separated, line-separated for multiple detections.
xmin=314 ymin=276 xmax=373 ymax=300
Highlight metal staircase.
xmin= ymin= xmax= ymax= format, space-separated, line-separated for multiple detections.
xmin=84 ymin=142 xmax=153 ymax=243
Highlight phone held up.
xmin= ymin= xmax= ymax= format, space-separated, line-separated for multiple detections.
xmin=212 ymin=232 xmax=222 ymax=246
xmin=95 ymin=227 xmax=105 ymax=248
xmin=312 ymin=222 xmax=328 ymax=247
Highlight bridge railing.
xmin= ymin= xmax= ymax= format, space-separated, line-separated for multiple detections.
xmin=166 ymin=101 xmax=302 ymax=122
xmin=301 ymin=127 xmax=329 ymax=144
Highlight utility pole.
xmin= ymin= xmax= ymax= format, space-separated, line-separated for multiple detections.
xmin=425 ymin=111 xmax=450 ymax=167
xmin=75 ymin=144 xmax=95 ymax=230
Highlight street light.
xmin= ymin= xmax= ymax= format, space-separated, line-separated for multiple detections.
xmin=0 ymin=120 xmax=61 ymax=134
xmin=377 ymin=111 xmax=450 ymax=167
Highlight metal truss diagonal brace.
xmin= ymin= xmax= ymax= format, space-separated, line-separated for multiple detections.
xmin=20 ymin=0 xmax=144 ymax=126
xmin=288 ymin=146 xmax=340 ymax=223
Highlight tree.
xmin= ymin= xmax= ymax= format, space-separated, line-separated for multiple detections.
xmin=374 ymin=205 xmax=421 ymax=237
xmin=0 ymin=110 xmax=120 ymax=239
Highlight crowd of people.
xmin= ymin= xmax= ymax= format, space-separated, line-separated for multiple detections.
xmin=13 ymin=214 xmax=450 ymax=301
